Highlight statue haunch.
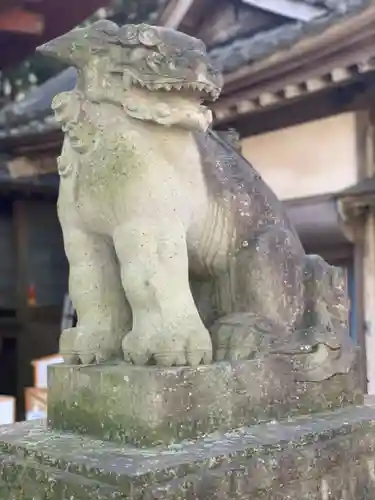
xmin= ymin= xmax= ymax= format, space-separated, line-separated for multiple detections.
xmin=38 ymin=21 xmax=355 ymax=380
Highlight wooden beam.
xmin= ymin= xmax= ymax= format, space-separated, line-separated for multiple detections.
xmin=0 ymin=1 xmax=19 ymax=12
xmin=241 ymin=0 xmax=327 ymax=22
xmin=215 ymin=76 xmax=375 ymax=137
xmin=0 ymin=7 xmax=44 ymax=35
xmin=160 ymin=0 xmax=195 ymax=29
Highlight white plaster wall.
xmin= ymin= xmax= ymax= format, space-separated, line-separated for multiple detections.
xmin=242 ymin=112 xmax=358 ymax=200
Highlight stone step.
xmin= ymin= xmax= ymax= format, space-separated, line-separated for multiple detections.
xmin=0 ymin=404 xmax=375 ymax=499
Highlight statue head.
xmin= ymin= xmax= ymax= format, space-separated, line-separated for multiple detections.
xmin=37 ymin=20 xmax=223 ymax=102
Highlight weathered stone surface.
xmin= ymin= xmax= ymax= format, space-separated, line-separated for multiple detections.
xmin=36 ymin=21 xmax=355 ymax=383
xmin=47 ymin=358 xmax=362 ymax=446
xmin=1 ymin=404 xmax=375 ymax=499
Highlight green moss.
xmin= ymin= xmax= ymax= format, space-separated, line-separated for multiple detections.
xmin=46 ymin=360 xmax=363 ymax=447
xmin=2 ymin=406 xmax=375 ymax=499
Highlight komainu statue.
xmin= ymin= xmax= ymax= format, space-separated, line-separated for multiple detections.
xmin=38 ymin=21 xmax=355 ymax=381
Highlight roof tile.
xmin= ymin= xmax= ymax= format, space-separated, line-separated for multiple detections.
xmin=0 ymin=0 xmax=370 ymax=139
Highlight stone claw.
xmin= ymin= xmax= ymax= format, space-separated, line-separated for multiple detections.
xmin=122 ymin=326 xmax=212 ymax=367
xmin=59 ymin=327 xmax=123 ymax=365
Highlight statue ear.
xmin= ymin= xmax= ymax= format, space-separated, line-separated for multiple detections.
xmin=89 ymin=20 xmax=118 ymax=37
xmin=138 ymin=25 xmax=160 ymax=47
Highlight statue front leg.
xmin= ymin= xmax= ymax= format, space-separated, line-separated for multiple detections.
xmin=113 ymin=218 xmax=212 ymax=367
xmin=60 ymin=225 xmax=132 ymax=364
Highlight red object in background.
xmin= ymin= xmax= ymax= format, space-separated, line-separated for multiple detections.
xmin=0 ymin=0 xmax=110 ymax=70
xmin=27 ymin=283 xmax=36 ymax=306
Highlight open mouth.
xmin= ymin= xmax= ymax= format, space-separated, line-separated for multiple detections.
xmin=132 ymin=79 xmax=220 ymax=100
xmin=124 ymin=73 xmax=220 ymax=100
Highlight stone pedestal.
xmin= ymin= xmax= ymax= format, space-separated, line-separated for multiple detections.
xmin=1 ymin=404 xmax=375 ymax=499
xmin=47 ymin=359 xmax=362 ymax=446
xmin=0 ymin=359 xmax=370 ymax=499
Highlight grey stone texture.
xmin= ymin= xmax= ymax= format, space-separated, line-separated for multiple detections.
xmin=0 ymin=403 xmax=375 ymax=499
xmin=0 ymin=18 xmax=367 ymax=500
xmin=33 ymin=21 xmax=356 ymax=383
xmin=47 ymin=359 xmax=362 ymax=447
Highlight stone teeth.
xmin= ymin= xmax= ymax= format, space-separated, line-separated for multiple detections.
xmin=133 ymin=78 xmax=218 ymax=97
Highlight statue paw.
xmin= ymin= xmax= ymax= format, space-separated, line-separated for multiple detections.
xmin=211 ymin=313 xmax=285 ymax=361
xmin=122 ymin=325 xmax=213 ymax=367
xmin=59 ymin=326 xmax=123 ymax=365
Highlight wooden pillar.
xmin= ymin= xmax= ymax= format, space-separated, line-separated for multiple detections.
xmin=338 ymin=110 xmax=375 ymax=393
xmin=359 ymin=108 xmax=375 ymax=394
xmin=13 ymin=200 xmax=30 ymax=420
xmin=13 ymin=200 xmax=28 ymax=324
xmin=364 ymin=211 xmax=375 ymax=393
xmin=353 ymin=234 xmax=366 ymax=391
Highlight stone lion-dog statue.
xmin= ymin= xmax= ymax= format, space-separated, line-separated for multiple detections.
xmin=38 ymin=21 xmax=355 ymax=381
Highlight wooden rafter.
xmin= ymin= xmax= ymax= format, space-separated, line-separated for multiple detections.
xmin=159 ymin=0 xmax=195 ymax=29
xmin=212 ymin=10 xmax=375 ymax=124
xmin=241 ymin=0 xmax=327 ymax=22
xmin=0 ymin=7 xmax=44 ymax=35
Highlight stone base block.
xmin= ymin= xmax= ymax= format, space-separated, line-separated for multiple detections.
xmin=1 ymin=404 xmax=375 ymax=499
xmin=47 ymin=358 xmax=362 ymax=446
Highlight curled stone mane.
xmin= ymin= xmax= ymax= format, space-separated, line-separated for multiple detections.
xmin=84 ymin=20 xmax=223 ymax=100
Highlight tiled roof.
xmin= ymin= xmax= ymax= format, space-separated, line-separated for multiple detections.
xmin=0 ymin=67 xmax=76 ymax=139
xmin=209 ymin=0 xmax=369 ymax=73
xmin=0 ymin=0 xmax=370 ymax=140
